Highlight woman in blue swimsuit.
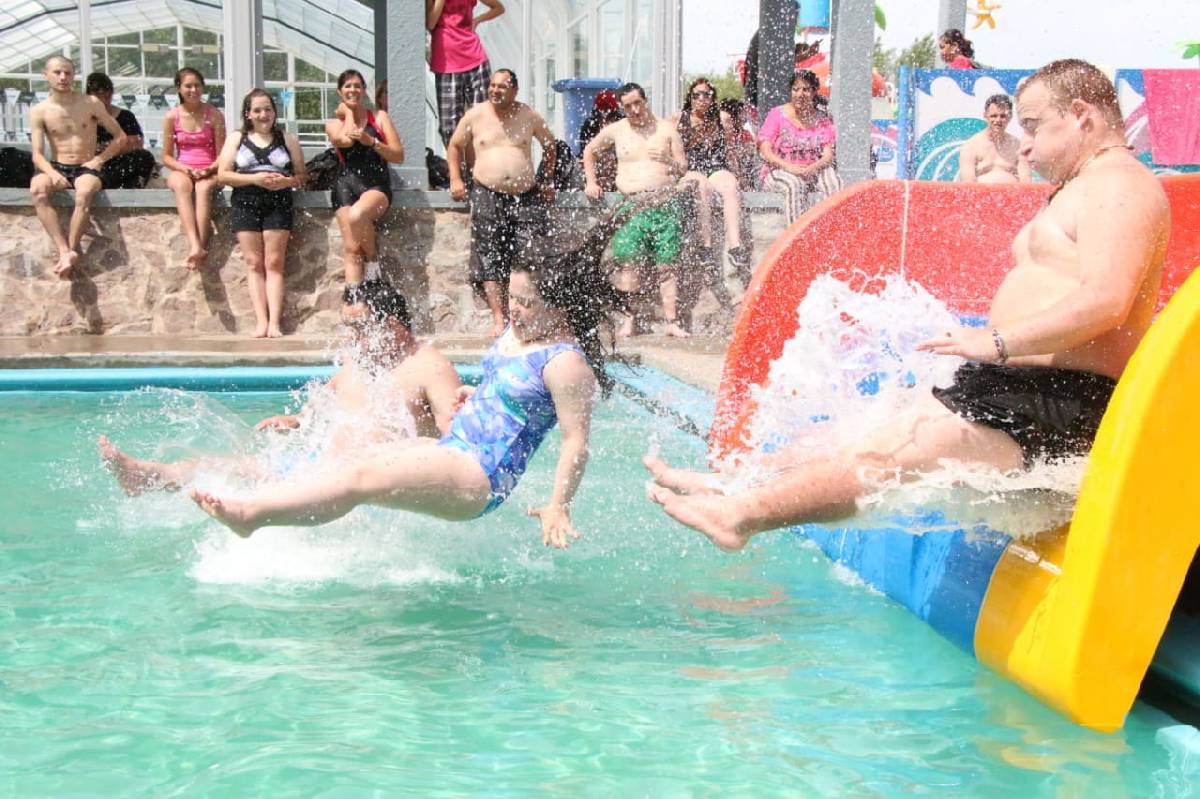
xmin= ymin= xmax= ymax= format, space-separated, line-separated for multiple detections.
xmin=192 ymin=213 xmax=632 ymax=548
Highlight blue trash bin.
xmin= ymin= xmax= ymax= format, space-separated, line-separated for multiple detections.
xmin=552 ymin=78 xmax=622 ymax=157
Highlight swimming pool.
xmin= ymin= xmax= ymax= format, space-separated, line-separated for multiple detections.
xmin=1 ymin=372 xmax=1196 ymax=795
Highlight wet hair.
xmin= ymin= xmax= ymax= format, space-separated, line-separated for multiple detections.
xmin=790 ymin=70 xmax=821 ymax=95
xmin=940 ymin=29 xmax=974 ymax=59
xmin=174 ymin=67 xmax=205 ymax=89
xmin=492 ymin=68 xmax=518 ymax=89
xmin=681 ymin=77 xmax=719 ymax=120
xmin=984 ymin=94 xmax=1012 ymax=114
xmin=375 ymin=80 xmax=388 ymax=110
xmin=360 ymin=280 xmax=411 ymax=329
xmin=1017 ymin=59 xmax=1123 ymax=128
xmin=336 ymin=69 xmax=367 ymax=91
xmin=513 ymin=210 xmax=635 ymax=396
xmin=85 ymin=72 xmax=113 ymax=94
xmin=240 ymin=88 xmax=279 ymax=135
xmin=617 ymin=82 xmax=647 ymax=101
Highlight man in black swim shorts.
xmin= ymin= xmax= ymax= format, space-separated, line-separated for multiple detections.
xmin=29 ymin=56 xmax=127 ymax=278
xmin=642 ymin=59 xmax=1172 ymax=552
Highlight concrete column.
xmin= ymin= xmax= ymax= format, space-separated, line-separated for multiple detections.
xmin=221 ymin=0 xmax=263 ymax=132
xmin=386 ymin=0 xmax=429 ymax=189
xmin=828 ymin=0 xmax=873 ymax=185
xmin=938 ymin=0 xmax=966 ymax=39
xmin=78 ymin=0 xmax=93 ymax=78
xmin=757 ymin=0 xmax=798 ymax=114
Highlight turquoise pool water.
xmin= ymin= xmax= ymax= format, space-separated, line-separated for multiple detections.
xmin=1 ymin=386 xmax=1196 ymax=796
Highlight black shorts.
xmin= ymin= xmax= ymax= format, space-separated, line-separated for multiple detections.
xmin=230 ymin=186 xmax=294 ymax=232
xmin=330 ymin=169 xmax=392 ymax=210
xmin=49 ymin=160 xmax=102 ymax=188
xmin=468 ymin=183 xmax=546 ymax=292
xmin=932 ymin=362 xmax=1117 ymax=466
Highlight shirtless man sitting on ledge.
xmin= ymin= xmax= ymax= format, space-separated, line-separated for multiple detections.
xmin=448 ymin=68 xmax=557 ymax=338
xmin=645 ymin=59 xmax=1170 ymax=551
xmin=30 ymin=56 xmax=128 ymax=278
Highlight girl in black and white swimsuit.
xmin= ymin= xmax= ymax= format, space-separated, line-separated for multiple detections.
xmin=216 ymin=89 xmax=307 ymax=338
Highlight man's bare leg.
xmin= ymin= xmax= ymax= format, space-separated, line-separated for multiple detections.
xmin=649 ymin=393 xmax=1025 ymax=550
xmin=191 ymin=441 xmax=491 ymax=537
xmin=98 ymin=435 xmax=194 ymax=495
xmin=64 ymin=174 xmax=102 ymax=273
xmin=613 ymin=265 xmax=639 ymax=338
xmin=31 ymin=175 xmax=73 ymax=277
xmin=482 ymin=279 xmax=507 ymax=338
xmin=659 ymin=272 xmax=690 ymax=338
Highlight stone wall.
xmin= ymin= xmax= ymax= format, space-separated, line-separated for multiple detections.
xmin=0 ymin=201 xmax=784 ymax=337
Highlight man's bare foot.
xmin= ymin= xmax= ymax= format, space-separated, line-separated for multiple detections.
xmin=616 ymin=314 xmax=635 ymax=339
xmin=98 ymin=434 xmax=161 ymax=496
xmin=189 ymin=489 xmax=259 ymax=538
xmin=648 ymin=484 xmax=750 ymax=552
xmin=642 ymin=454 xmax=721 ymax=495
xmin=661 ymin=320 xmax=691 ymax=339
xmin=54 ymin=250 xmax=77 ymax=279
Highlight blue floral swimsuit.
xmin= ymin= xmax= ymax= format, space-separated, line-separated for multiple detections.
xmin=438 ymin=331 xmax=584 ymax=515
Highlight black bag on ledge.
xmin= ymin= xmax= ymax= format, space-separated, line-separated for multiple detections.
xmin=0 ymin=147 xmax=34 ymax=188
xmin=304 ymin=148 xmax=340 ymax=191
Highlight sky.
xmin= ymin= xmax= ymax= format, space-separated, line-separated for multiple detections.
xmin=682 ymin=0 xmax=1200 ymax=74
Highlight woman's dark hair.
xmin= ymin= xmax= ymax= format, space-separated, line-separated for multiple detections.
xmin=790 ymin=70 xmax=820 ymax=94
xmin=374 ymin=80 xmax=388 ymax=110
xmin=240 ymin=88 xmax=279 ymax=135
xmin=513 ymin=209 xmax=635 ymax=396
xmin=940 ymin=29 xmax=975 ymax=59
xmin=337 ymin=69 xmax=367 ymax=91
xmin=174 ymin=67 xmax=205 ymax=89
xmin=678 ymin=77 xmax=722 ymax=148
xmin=86 ymin=72 xmax=113 ymax=94
xmin=984 ymin=94 xmax=1012 ymax=113
xmin=719 ymin=98 xmax=744 ymax=117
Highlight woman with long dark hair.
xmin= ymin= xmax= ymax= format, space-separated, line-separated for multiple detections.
xmin=216 ymin=89 xmax=307 ymax=337
xmin=674 ymin=77 xmax=751 ymax=276
xmin=757 ymin=70 xmax=842 ymax=224
xmin=326 ymin=69 xmax=405 ymax=308
xmin=190 ymin=210 xmax=634 ymax=547
xmin=162 ymin=67 xmax=224 ymax=269
xmin=939 ymin=29 xmax=978 ymax=69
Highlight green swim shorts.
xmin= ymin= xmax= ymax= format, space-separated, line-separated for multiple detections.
xmin=610 ymin=197 xmax=682 ymax=266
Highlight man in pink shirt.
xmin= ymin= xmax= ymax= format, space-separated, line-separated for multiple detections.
xmin=427 ymin=0 xmax=505 ymax=147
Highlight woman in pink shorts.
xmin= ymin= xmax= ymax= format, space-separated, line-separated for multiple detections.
xmin=162 ymin=67 xmax=224 ymax=269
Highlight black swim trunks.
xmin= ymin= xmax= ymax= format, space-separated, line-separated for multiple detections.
xmin=468 ymin=183 xmax=546 ymax=293
xmin=49 ymin=160 xmax=102 ymax=188
xmin=932 ymin=362 xmax=1117 ymax=466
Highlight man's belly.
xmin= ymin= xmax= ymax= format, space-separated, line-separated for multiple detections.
xmin=616 ymin=163 xmax=676 ymax=194
xmin=474 ymin=150 xmax=536 ymax=194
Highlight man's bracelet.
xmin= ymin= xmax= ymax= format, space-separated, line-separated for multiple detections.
xmin=991 ymin=328 xmax=1009 ymax=365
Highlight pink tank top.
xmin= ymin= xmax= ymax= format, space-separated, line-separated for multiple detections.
xmin=429 ymin=0 xmax=488 ymax=74
xmin=173 ymin=105 xmax=218 ymax=168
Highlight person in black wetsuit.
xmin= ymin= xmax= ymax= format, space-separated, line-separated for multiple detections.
xmin=85 ymin=72 xmax=156 ymax=189
xmin=325 ymin=69 xmax=405 ymax=310
xmin=673 ymin=77 xmax=751 ymax=280
xmin=217 ymin=88 xmax=308 ymax=338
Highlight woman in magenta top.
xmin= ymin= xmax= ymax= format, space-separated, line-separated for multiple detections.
xmin=426 ymin=0 xmax=505 ymax=146
xmin=757 ymin=71 xmax=842 ymax=224
xmin=162 ymin=68 xmax=225 ymax=270
xmin=939 ymin=29 xmax=979 ymax=69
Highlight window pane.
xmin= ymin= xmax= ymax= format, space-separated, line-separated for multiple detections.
xmin=107 ymin=32 xmax=139 ymax=45
xmin=91 ymin=46 xmax=106 ymax=73
xmin=144 ymin=49 xmax=180 ymax=79
xmin=295 ymin=57 xmax=324 ymax=83
xmin=294 ymin=87 xmax=322 ymax=120
xmin=264 ymin=51 xmax=288 ymax=82
xmin=143 ymin=27 xmax=177 ymax=45
xmin=183 ymin=27 xmax=216 ymax=46
xmin=105 ymin=48 xmax=140 ymax=79
xmin=188 ymin=53 xmax=219 ymax=80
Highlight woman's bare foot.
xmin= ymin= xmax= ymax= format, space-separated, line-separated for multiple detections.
xmin=98 ymin=435 xmax=165 ymax=496
xmin=642 ymin=454 xmax=721 ymax=495
xmin=189 ymin=489 xmax=259 ymax=538
xmin=185 ymin=245 xmax=206 ymax=271
xmin=648 ymin=484 xmax=751 ymax=552
xmin=661 ymin=320 xmax=691 ymax=339
xmin=252 ymin=323 xmax=269 ymax=338
xmin=266 ymin=326 xmax=283 ymax=339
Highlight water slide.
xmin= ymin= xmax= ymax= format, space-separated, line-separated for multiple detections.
xmin=710 ymin=175 xmax=1200 ymax=731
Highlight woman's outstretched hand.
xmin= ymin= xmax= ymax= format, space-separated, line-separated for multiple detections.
xmin=527 ymin=503 xmax=580 ymax=549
